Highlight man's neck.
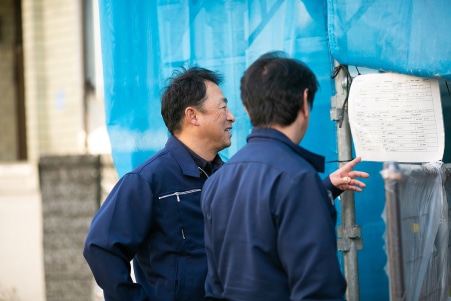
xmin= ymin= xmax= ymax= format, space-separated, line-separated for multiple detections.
xmin=270 ymin=109 xmax=307 ymax=145
xmin=270 ymin=124 xmax=303 ymax=145
xmin=174 ymin=133 xmax=217 ymax=162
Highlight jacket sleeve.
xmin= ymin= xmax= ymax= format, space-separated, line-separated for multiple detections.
xmin=274 ymin=171 xmax=346 ymax=300
xmin=83 ymin=173 xmax=152 ymax=301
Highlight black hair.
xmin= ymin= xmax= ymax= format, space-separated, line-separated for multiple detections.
xmin=240 ymin=51 xmax=319 ymax=127
xmin=161 ymin=67 xmax=223 ymax=134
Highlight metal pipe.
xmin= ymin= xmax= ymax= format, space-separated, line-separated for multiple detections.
xmin=337 ymin=113 xmax=360 ymax=301
xmin=331 ymin=63 xmax=361 ymax=301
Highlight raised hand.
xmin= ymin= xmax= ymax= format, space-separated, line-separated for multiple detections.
xmin=329 ymin=157 xmax=369 ymax=192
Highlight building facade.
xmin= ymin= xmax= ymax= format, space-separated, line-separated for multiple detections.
xmin=0 ymin=0 xmax=110 ymax=300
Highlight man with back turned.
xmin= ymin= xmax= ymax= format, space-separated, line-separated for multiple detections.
xmin=201 ymin=51 xmax=368 ymax=301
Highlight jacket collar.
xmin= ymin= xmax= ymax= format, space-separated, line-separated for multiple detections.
xmin=165 ymin=135 xmax=224 ymax=177
xmin=247 ymin=127 xmax=325 ymax=173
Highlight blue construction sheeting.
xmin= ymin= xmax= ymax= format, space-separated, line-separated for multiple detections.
xmin=327 ymin=0 xmax=451 ymax=79
xmin=98 ymin=0 xmax=341 ymax=178
xmin=95 ymin=0 xmax=451 ymax=299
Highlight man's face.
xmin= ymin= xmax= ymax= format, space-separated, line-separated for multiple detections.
xmin=197 ymin=81 xmax=235 ymax=153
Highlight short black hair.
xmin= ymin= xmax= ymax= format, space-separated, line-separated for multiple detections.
xmin=161 ymin=67 xmax=223 ymax=134
xmin=240 ymin=51 xmax=319 ymax=127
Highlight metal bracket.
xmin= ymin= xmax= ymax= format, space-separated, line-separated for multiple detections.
xmin=330 ymin=95 xmax=347 ymax=121
xmin=337 ymin=225 xmax=363 ymax=252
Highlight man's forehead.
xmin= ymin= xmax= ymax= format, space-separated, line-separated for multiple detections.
xmin=206 ymin=96 xmax=227 ymax=108
xmin=205 ymin=83 xmax=226 ymax=100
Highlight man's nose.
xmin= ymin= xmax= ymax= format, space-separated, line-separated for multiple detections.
xmin=227 ymin=108 xmax=235 ymax=122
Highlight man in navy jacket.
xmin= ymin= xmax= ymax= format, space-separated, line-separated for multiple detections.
xmin=83 ymin=67 xmax=236 ymax=301
xmin=201 ymin=52 xmax=368 ymax=300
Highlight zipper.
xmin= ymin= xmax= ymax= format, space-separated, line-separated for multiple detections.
xmin=158 ymin=189 xmax=202 ymax=202
xmin=198 ymin=166 xmax=209 ymax=178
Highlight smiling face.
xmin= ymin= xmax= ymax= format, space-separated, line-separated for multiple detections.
xmin=196 ymin=81 xmax=235 ymax=154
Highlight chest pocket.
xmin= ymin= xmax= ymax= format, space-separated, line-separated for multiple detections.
xmin=158 ymin=189 xmax=204 ymax=250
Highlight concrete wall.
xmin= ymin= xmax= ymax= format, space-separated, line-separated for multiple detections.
xmin=0 ymin=155 xmax=117 ymax=301
xmin=0 ymin=163 xmax=46 ymax=301
xmin=38 ymin=154 xmax=117 ymax=301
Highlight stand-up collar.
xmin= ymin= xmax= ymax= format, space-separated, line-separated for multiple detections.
xmin=165 ymin=135 xmax=224 ymax=177
xmin=247 ymin=127 xmax=325 ymax=173
xmin=165 ymin=135 xmax=201 ymax=177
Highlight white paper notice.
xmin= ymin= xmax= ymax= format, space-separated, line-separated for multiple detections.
xmin=348 ymin=73 xmax=444 ymax=163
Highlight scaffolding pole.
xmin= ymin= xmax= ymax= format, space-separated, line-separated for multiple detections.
xmin=331 ymin=64 xmax=363 ymax=301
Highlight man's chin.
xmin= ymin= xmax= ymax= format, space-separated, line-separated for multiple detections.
xmin=219 ymin=140 xmax=232 ymax=151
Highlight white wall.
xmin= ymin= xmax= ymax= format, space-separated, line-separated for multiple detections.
xmin=0 ymin=163 xmax=45 ymax=301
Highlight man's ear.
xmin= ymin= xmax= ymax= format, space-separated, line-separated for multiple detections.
xmin=185 ymin=107 xmax=200 ymax=126
xmin=302 ymin=88 xmax=310 ymax=118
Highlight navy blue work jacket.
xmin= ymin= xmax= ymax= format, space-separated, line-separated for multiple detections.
xmin=201 ymin=128 xmax=346 ymax=301
xmin=84 ymin=135 xmax=219 ymax=301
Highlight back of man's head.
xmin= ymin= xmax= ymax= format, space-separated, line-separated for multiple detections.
xmin=240 ymin=51 xmax=319 ymax=127
xmin=161 ymin=67 xmax=223 ymax=135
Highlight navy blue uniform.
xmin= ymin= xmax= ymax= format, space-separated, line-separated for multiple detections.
xmin=201 ymin=128 xmax=346 ymax=301
xmin=84 ymin=135 xmax=220 ymax=301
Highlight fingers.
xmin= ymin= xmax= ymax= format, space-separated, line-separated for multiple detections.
xmin=341 ymin=176 xmax=351 ymax=184
xmin=340 ymin=176 xmax=367 ymax=192
xmin=351 ymin=179 xmax=366 ymax=189
xmin=348 ymin=171 xmax=370 ymax=179
xmin=345 ymin=157 xmax=369 ymax=179
xmin=332 ymin=157 xmax=369 ymax=192
xmin=352 ymin=186 xmax=363 ymax=192
xmin=345 ymin=157 xmax=362 ymax=169
xmin=338 ymin=157 xmax=362 ymax=174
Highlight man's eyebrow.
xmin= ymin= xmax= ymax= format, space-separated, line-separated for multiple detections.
xmin=223 ymin=98 xmax=228 ymax=104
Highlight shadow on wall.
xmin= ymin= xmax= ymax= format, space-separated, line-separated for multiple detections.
xmin=0 ymin=285 xmax=21 ymax=301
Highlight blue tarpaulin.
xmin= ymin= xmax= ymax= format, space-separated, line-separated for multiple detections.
xmin=327 ymin=0 xmax=451 ymax=79
xmin=97 ymin=0 xmax=451 ymax=299
xmin=98 ymin=0 xmax=340 ymax=177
